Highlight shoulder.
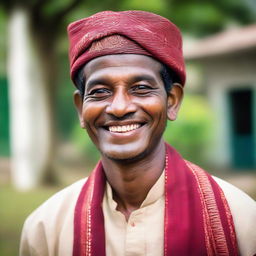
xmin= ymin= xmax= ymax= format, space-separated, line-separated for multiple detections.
xmin=20 ymin=178 xmax=88 ymax=256
xmin=26 ymin=178 xmax=88 ymax=224
xmin=213 ymin=176 xmax=256 ymax=256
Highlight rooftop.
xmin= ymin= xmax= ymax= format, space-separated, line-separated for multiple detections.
xmin=184 ymin=24 xmax=256 ymax=60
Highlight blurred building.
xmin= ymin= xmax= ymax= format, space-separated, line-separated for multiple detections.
xmin=185 ymin=24 xmax=256 ymax=170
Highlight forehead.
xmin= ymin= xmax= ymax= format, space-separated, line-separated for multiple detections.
xmin=83 ymin=54 xmax=163 ymax=79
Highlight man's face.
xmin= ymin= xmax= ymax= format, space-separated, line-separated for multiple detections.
xmin=74 ymin=54 xmax=181 ymax=161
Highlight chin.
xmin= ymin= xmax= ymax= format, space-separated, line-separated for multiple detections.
xmin=100 ymin=143 xmax=148 ymax=163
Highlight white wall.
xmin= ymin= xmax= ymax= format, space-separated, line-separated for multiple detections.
xmin=201 ymin=50 xmax=256 ymax=168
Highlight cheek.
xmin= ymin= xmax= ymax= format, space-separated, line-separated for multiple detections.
xmin=139 ymin=96 xmax=167 ymax=118
xmin=81 ymin=104 xmax=103 ymax=144
xmin=82 ymin=103 xmax=103 ymax=127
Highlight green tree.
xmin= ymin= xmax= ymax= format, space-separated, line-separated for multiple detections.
xmin=120 ymin=0 xmax=256 ymax=36
xmin=0 ymin=0 xmax=120 ymax=189
xmin=164 ymin=95 xmax=214 ymax=166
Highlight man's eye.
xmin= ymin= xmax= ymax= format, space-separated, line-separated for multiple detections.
xmin=132 ymin=84 xmax=153 ymax=93
xmin=88 ymin=88 xmax=110 ymax=96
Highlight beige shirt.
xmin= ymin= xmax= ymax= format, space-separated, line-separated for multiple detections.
xmin=20 ymin=174 xmax=256 ymax=256
xmin=103 ymin=171 xmax=165 ymax=256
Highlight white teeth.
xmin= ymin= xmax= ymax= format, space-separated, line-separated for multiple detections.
xmin=109 ymin=124 xmax=141 ymax=133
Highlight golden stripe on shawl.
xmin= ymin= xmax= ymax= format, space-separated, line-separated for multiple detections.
xmin=186 ymin=160 xmax=230 ymax=256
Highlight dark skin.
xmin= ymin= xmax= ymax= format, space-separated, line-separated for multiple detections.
xmin=74 ymin=54 xmax=183 ymax=220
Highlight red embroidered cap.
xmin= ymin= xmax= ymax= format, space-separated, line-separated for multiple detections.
xmin=67 ymin=10 xmax=186 ymax=86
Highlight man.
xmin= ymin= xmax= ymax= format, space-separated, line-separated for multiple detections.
xmin=20 ymin=11 xmax=256 ymax=256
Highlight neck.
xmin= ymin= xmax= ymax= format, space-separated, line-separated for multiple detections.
xmin=102 ymin=140 xmax=166 ymax=220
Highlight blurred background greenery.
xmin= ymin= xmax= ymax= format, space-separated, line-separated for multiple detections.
xmin=1 ymin=0 xmax=256 ymax=255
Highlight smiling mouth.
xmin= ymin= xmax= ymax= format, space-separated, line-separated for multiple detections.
xmin=108 ymin=124 xmax=142 ymax=133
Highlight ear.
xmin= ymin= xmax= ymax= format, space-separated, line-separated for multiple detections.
xmin=167 ymin=83 xmax=184 ymax=121
xmin=73 ymin=90 xmax=85 ymax=128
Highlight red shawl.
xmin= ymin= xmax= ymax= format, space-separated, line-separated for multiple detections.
xmin=73 ymin=144 xmax=238 ymax=256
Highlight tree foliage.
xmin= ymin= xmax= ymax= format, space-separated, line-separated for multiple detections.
xmin=117 ymin=0 xmax=256 ymax=36
xmin=166 ymin=0 xmax=256 ymax=36
xmin=164 ymin=95 xmax=214 ymax=167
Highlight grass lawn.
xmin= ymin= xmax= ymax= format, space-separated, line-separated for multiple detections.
xmin=0 ymin=185 xmax=62 ymax=256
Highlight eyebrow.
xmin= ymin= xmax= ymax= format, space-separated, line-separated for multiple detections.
xmin=86 ymin=78 xmax=109 ymax=91
xmin=86 ymin=74 xmax=157 ymax=91
xmin=129 ymin=75 xmax=157 ymax=84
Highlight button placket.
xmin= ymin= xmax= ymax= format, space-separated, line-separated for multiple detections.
xmin=125 ymin=209 xmax=146 ymax=255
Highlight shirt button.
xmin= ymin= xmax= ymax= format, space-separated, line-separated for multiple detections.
xmin=131 ymin=222 xmax=135 ymax=227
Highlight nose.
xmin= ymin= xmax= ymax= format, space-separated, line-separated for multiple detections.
xmin=106 ymin=88 xmax=136 ymax=118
